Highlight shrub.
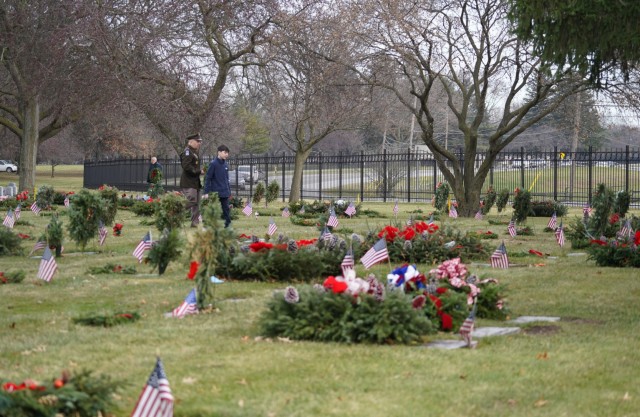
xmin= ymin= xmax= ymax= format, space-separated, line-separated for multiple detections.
xmin=433 ymin=182 xmax=450 ymax=212
xmin=512 ymin=188 xmax=531 ymax=224
xmin=496 ymin=188 xmax=510 ymax=213
xmin=529 ymin=200 xmax=568 ymax=217
xmin=252 ymin=182 xmax=265 ymax=204
xmin=614 ymin=190 xmax=631 ymax=217
xmin=154 ymin=193 xmax=186 ymax=231
xmin=35 ymin=185 xmax=56 ymax=210
xmin=0 ymin=228 xmax=23 ymax=256
xmin=45 ymin=214 xmax=64 ymax=257
xmin=259 ymin=287 xmax=432 ymax=344
xmin=586 ymin=233 xmax=640 ymax=267
xmin=146 ymin=229 xmax=182 ymax=274
xmin=131 ymin=200 xmax=157 ymax=216
xmin=482 ymin=185 xmax=497 ymax=214
xmin=98 ymin=186 xmax=119 ymax=225
xmin=66 ymin=189 xmax=106 ymax=250
xmin=266 ymin=181 xmax=280 ymax=206
xmin=590 ymin=183 xmax=615 ymax=237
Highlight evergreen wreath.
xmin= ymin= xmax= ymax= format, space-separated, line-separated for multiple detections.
xmin=87 ymin=263 xmax=137 ymax=275
xmin=496 ymin=188 xmax=510 ymax=213
xmin=0 ymin=270 xmax=26 ymax=284
xmin=66 ymin=189 xmax=106 ymax=250
xmin=433 ymin=182 xmax=450 ymax=212
xmin=482 ymin=185 xmax=497 ymax=214
xmin=72 ymin=312 xmax=141 ymax=327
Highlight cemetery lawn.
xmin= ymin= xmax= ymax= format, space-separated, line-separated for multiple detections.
xmin=1 ymin=195 xmax=639 ymax=415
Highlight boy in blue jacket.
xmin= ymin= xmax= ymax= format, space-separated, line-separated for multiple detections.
xmin=204 ymin=145 xmax=231 ymax=227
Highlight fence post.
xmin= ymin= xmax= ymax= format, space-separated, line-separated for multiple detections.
xmin=318 ymin=152 xmax=323 ymax=201
xmin=553 ymin=146 xmax=558 ymax=201
xmin=432 ymin=157 xmax=437 ymax=194
xmin=625 ymin=145 xmax=630 ymax=193
xmin=588 ymin=146 xmax=593 ymax=204
xmin=383 ymin=149 xmax=388 ymax=202
xmin=264 ymin=155 xmax=269 ymax=187
xmin=520 ymin=147 xmax=525 ymax=189
xmin=281 ymin=152 xmax=286 ymax=202
xmin=360 ymin=151 xmax=365 ymax=203
xmin=407 ymin=148 xmax=412 ymax=202
xmin=338 ymin=151 xmax=343 ymax=199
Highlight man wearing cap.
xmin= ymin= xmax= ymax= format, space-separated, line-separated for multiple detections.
xmin=204 ymin=144 xmax=232 ymax=228
xmin=180 ymin=133 xmax=204 ymax=226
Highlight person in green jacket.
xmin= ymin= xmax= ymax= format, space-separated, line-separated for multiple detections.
xmin=180 ymin=133 xmax=204 ymax=227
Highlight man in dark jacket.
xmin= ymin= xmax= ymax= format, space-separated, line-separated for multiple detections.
xmin=204 ymin=144 xmax=231 ymax=227
xmin=180 ymin=133 xmax=204 ymax=227
xmin=146 ymin=156 xmax=162 ymax=184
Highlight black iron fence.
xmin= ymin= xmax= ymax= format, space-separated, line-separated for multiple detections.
xmin=84 ymin=146 xmax=640 ymax=206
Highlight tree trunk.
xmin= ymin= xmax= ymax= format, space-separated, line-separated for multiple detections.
xmin=18 ymin=98 xmax=40 ymax=193
xmin=288 ymin=149 xmax=312 ymax=202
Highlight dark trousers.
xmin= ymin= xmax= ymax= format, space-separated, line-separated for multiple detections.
xmin=219 ymin=196 xmax=231 ymax=228
xmin=183 ymin=188 xmax=201 ymax=226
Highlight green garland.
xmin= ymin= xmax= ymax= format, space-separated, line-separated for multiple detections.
xmin=72 ymin=312 xmax=141 ymax=327
xmin=0 ymin=270 xmax=26 ymax=284
xmin=87 ymin=263 xmax=137 ymax=275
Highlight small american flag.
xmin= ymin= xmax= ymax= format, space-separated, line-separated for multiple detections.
xmin=327 ymin=207 xmax=339 ymax=228
xmin=393 ymin=200 xmax=399 ymax=216
xmin=37 ymin=246 xmax=58 ymax=282
xmin=64 ymin=195 xmax=70 ymax=208
xmin=29 ymin=240 xmax=47 ymax=256
xmin=490 ymin=241 xmax=509 ymax=269
xmin=619 ymin=219 xmax=633 ymax=239
xmin=583 ymin=204 xmax=592 ymax=218
xmin=340 ymin=248 xmax=355 ymax=276
xmin=267 ymin=217 xmax=278 ymax=236
xmin=449 ymin=205 xmax=458 ymax=219
xmin=406 ymin=216 xmax=414 ymax=226
xmin=321 ymin=226 xmax=333 ymax=242
xmin=508 ymin=218 xmax=517 ymax=238
xmin=361 ymin=238 xmax=389 ymax=269
xmin=30 ymin=201 xmax=41 ymax=215
xmin=555 ymin=222 xmax=565 ymax=247
xmin=197 ymin=214 xmax=203 ymax=224
xmin=474 ymin=210 xmax=483 ymax=220
xmin=98 ymin=220 xmax=108 ymax=246
xmin=547 ymin=212 xmax=557 ymax=230
xmin=14 ymin=204 xmax=21 ymax=220
xmin=242 ymin=201 xmax=253 ymax=216
xmin=298 ymin=205 xmax=305 ymax=214
xmin=3 ymin=209 xmax=14 ymax=228
xmin=427 ymin=214 xmax=434 ymax=225
xmin=130 ymin=357 xmax=174 ymax=417
xmin=345 ymin=202 xmax=356 ymax=217
xmin=282 ymin=207 xmax=290 ymax=218
xmin=459 ymin=303 xmax=477 ymax=347
xmin=133 ymin=231 xmax=153 ymax=262
xmin=172 ymin=288 xmax=198 ymax=318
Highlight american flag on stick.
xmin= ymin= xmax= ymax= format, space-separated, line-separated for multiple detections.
xmin=427 ymin=214 xmax=434 ymax=225
xmin=555 ymin=222 xmax=565 ymax=247
xmin=393 ymin=200 xmax=399 ymax=216
xmin=547 ymin=212 xmax=557 ymax=230
xmin=14 ymin=204 xmax=21 ymax=220
xmin=490 ymin=241 xmax=509 ymax=269
xmin=98 ymin=220 xmax=108 ymax=246
xmin=474 ymin=210 xmax=483 ymax=221
xmin=583 ymin=204 xmax=592 ymax=218
xmin=172 ymin=288 xmax=198 ymax=318
xmin=508 ymin=218 xmax=517 ymax=238
xmin=30 ymin=201 xmax=41 ymax=215
xmin=64 ymin=195 xmax=70 ymax=208
xmin=340 ymin=248 xmax=355 ymax=276
xmin=361 ymin=238 xmax=389 ymax=269
xmin=345 ymin=202 xmax=356 ymax=217
xmin=449 ymin=205 xmax=458 ymax=219
xmin=242 ymin=201 xmax=253 ymax=216
xmin=3 ymin=209 xmax=14 ymax=229
xmin=37 ymin=246 xmax=58 ymax=282
xmin=133 ymin=231 xmax=153 ymax=262
xmin=267 ymin=217 xmax=277 ymax=236
xmin=130 ymin=357 xmax=174 ymax=417
xmin=29 ymin=240 xmax=47 ymax=256
xmin=320 ymin=226 xmax=333 ymax=242
xmin=459 ymin=302 xmax=477 ymax=347
xmin=327 ymin=207 xmax=339 ymax=228
xmin=619 ymin=219 xmax=633 ymax=239
xmin=298 ymin=205 xmax=305 ymax=214
xmin=281 ymin=207 xmax=290 ymax=218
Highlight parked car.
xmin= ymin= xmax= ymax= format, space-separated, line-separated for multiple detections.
xmin=231 ymin=165 xmax=262 ymax=184
xmin=0 ymin=160 xmax=18 ymax=173
xmin=229 ymin=174 xmax=246 ymax=190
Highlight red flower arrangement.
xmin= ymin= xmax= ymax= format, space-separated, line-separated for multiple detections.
xmin=113 ymin=223 xmax=123 ymax=236
xmin=296 ymin=238 xmax=317 ymax=247
xmin=378 ymin=225 xmax=399 ymax=242
xmin=609 ymin=213 xmax=620 ymax=224
xmin=322 ymin=276 xmax=348 ymax=294
xmin=249 ymin=241 xmax=274 ymax=252
xmin=16 ymin=190 xmax=29 ymax=201
xmin=635 ymin=231 xmax=640 ymax=246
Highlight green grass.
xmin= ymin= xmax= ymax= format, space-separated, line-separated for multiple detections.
xmin=1 ymin=173 xmax=640 ymax=416
xmin=0 ymin=165 xmax=84 ymax=191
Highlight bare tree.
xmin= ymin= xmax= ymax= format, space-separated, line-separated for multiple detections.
xmin=91 ymin=0 xmax=283 ymax=154
xmin=344 ymin=0 xmax=591 ymax=216
xmin=263 ymin=6 xmax=371 ymax=202
xmin=0 ymin=1 xmax=106 ymax=191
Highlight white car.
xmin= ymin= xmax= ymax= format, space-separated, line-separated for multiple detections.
xmin=0 ymin=160 xmax=17 ymax=173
